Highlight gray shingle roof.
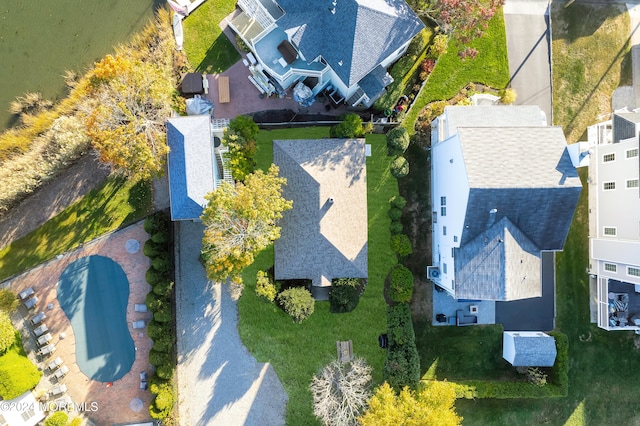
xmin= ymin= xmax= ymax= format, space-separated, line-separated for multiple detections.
xmin=276 ymin=0 xmax=424 ymax=87
xmin=166 ymin=115 xmax=216 ymax=221
xmin=509 ymin=333 xmax=557 ymax=367
xmin=273 ymin=138 xmax=368 ymax=287
xmin=613 ymin=112 xmax=640 ymax=143
xmin=455 ymin=217 xmax=541 ymax=301
xmin=443 ymin=105 xmax=546 ymax=137
xmin=358 ymin=65 xmax=393 ymax=101
xmin=457 ymin=126 xmax=582 ymax=251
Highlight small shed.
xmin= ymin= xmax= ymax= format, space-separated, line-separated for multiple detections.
xmin=503 ymin=331 xmax=557 ymax=367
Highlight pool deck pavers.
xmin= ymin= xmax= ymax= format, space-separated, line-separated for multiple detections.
xmin=6 ymin=221 xmax=154 ymax=425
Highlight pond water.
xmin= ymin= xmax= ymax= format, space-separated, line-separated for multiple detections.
xmin=0 ymin=1 xmax=160 ymax=131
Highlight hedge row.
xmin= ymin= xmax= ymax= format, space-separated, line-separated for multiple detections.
xmin=143 ymin=212 xmax=177 ymax=420
xmin=383 ymin=303 xmax=420 ymax=390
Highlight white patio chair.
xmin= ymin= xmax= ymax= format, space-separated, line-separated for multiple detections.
xmin=19 ymin=287 xmax=34 ymax=300
xmin=132 ymin=320 xmax=146 ymax=329
xmin=24 ymin=296 xmax=38 ymax=309
xmin=134 ymin=304 xmax=147 ymax=313
xmin=30 ymin=312 xmax=46 ymax=325
xmin=33 ymin=324 xmax=49 ymax=337
xmin=50 ymin=384 xmax=67 ymax=396
xmin=38 ymin=344 xmax=56 ymax=356
xmin=53 ymin=365 xmax=69 ymax=380
xmin=48 ymin=357 xmax=63 ymax=371
xmin=37 ymin=333 xmax=53 ymax=346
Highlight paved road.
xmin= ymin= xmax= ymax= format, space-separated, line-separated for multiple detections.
xmin=504 ymin=0 xmax=553 ymax=122
xmin=175 ymin=220 xmax=287 ymax=426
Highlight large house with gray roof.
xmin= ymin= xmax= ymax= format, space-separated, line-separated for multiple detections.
xmin=428 ymin=105 xmax=582 ymax=302
xmin=584 ymin=112 xmax=640 ymax=331
xmin=228 ymin=0 xmax=424 ymax=107
xmin=273 ymin=138 xmax=367 ymax=299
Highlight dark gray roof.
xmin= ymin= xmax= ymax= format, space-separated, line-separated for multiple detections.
xmin=508 ymin=333 xmax=557 ymax=367
xmin=273 ymin=139 xmax=368 ymax=287
xmin=276 ymin=0 xmax=424 ymax=87
xmin=457 ymin=127 xmax=582 ymax=251
xmin=455 ymin=217 xmax=541 ymax=301
xmin=443 ymin=105 xmax=545 ymax=136
xmin=613 ymin=112 xmax=640 ymax=143
xmin=166 ymin=115 xmax=216 ymax=221
xmin=358 ymin=65 xmax=393 ymax=101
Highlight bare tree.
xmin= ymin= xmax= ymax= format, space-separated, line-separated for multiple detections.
xmin=310 ymin=357 xmax=372 ymax=426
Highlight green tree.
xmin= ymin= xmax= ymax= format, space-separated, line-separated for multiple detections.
xmin=331 ymin=113 xmax=373 ymax=138
xmin=358 ymin=381 xmax=462 ymax=426
xmin=277 ymin=287 xmax=315 ymax=323
xmin=201 ymin=164 xmax=293 ymax=282
xmin=228 ymin=115 xmax=259 ymax=141
xmin=44 ymin=412 xmax=69 ymax=426
xmin=386 ymin=127 xmax=410 ymax=156
xmin=0 ymin=289 xmax=18 ymax=313
xmin=0 ymin=311 xmax=15 ymax=354
xmin=223 ymin=129 xmax=257 ymax=182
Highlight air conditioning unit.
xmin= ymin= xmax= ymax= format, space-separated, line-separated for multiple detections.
xmin=427 ymin=266 xmax=440 ymax=281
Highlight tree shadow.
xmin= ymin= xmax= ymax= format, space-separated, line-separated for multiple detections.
xmin=556 ymin=2 xmax=627 ymax=42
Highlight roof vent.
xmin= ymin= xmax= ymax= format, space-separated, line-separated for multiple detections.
xmin=338 ymin=60 xmax=343 ymax=66
xmin=490 ymin=208 xmax=497 ymax=214
xmin=329 ymin=197 xmax=335 ymax=204
xmin=329 ymin=7 xmax=336 ymax=14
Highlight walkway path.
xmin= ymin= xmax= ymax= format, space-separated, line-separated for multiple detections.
xmin=174 ymin=220 xmax=287 ymax=426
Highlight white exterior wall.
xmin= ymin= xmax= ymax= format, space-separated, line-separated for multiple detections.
xmin=431 ymin=132 xmax=470 ymax=294
xmin=380 ymin=39 xmax=412 ymax=69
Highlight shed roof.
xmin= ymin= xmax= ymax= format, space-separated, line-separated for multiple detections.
xmin=504 ymin=332 xmax=557 ymax=367
xmin=273 ymin=138 xmax=368 ymax=287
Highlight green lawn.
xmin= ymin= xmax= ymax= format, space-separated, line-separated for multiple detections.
xmin=0 ymin=333 xmax=42 ymax=400
xmin=239 ymin=128 xmax=397 ymax=425
xmin=182 ymin=0 xmax=241 ymax=73
xmin=0 ymin=176 xmax=152 ymax=281
xmin=404 ymin=9 xmax=510 ymax=133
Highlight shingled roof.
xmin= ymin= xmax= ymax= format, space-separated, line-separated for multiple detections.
xmin=503 ymin=332 xmax=557 ymax=367
xmin=276 ymin=0 xmax=424 ymax=87
xmin=273 ymin=138 xmax=368 ymax=287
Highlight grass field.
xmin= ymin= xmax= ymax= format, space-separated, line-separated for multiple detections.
xmin=239 ymin=128 xmax=397 ymax=425
xmin=182 ymin=0 xmax=241 ymax=73
xmin=0 ymin=176 xmax=152 ymax=281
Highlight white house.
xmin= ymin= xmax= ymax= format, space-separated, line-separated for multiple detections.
xmin=0 ymin=391 xmax=45 ymax=426
xmin=502 ymin=331 xmax=557 ymax=367
xmin=585 ymin=112 xmax=640 ymax=330
xmin=429 ymin=105 xmax=582 ymax=301
xmin=228 ymin=0 xmax=425 ymax=107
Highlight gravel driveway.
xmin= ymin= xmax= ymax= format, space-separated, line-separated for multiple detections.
xmin=175 ymin=220 xmax=287 ymax=426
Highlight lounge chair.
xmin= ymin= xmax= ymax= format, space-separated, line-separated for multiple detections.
xmin=132 ymin=320 xmax=146 ymax=329
xmin=48 ymin=357 xmax=63 ymax=371
xmin=30 ymin=312 xmax=46 ymax=325
xmin=140 ymin=371 xmax=148 ymax=381
xmin=24 ymin=296 xmax=38 ymax=310
xmin=53 ymin=365 xmax=69 ymax=380
xmin=33 ymin=324 xmax=49 ymax=337
xmin=38 ymin=343 xmax=56 ymax=356
xmin=37 ymin=333 xmax=53 ymax=346
xmin=134 ymin=303 xmax=147 ymax=313
xmin=50 ymin=384 xmax=67 ymax=396
xmin=19 ymin=287 xmax=34 ymax=300
xmin=140 ymin=381 xmax=148 ymax=390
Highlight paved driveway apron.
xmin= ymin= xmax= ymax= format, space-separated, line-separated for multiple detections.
xmin=504 ymin=0 xmax=553 ymax=122
xmin=175 ymin=220 xmax=287 ymax=426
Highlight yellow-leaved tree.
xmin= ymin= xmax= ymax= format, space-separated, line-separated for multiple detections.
xmin=201 ymin=164 xmax=293 ymax=283
xmin=358 ymin=381 xmax=462 ymax=426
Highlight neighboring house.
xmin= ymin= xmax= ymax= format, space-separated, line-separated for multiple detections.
xmin=228 ymin=0 xmax=424 ymax=107
xmin=584 ymin=112 xmax=640 ymax=331
xmin=0 ymin=391 xmax=45 ymax=426
xmin=273 ymin=138 xmax=368 ymax=299
xmin=429 ymin=105 xmax=582 ymax=302
xmin=502 ymin=331 xmax=557 ymax=367
xmin=166 ymin=116 xmax=233 ymax=221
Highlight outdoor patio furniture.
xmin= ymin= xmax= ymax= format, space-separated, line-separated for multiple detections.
xmin=50 ymin=384 xmax=67 ymax=396
xmin=24 ymin=296 xmax=38 ymax=309
xmin=48 ymin=357 xmax=63 ymax=371
xmin=456 ymin=309 xmax=478 ymax=326
xmin=30 ymin=312 xmax=46 ymax=325
xmin=181 ymin=72 xmax=204 ymax=95
xmin=53 ymin=365 xmax=69 ymax=380
xmin=132 ymin=320 xmax=146 ymax=329
xmin=134 ymin=303 xmax=147 ymax=313
xmin=33 ymin=323 xmax=49 ymax=337
xmin=337 ymin=340 xmax=353 ymax=363
xmin=38 ymin=343 xmax=56 ymax=356
xmin=19 ymin=287 xmax=35 ymax=300
xmin=218 ymin=76 xmax=230 ymax=103
xmin=202 ymin=73 xmax=209 ymax=95
xmin=140 ymin=371 xmax=148 ymax=381
xmin=37 ymin=333 xmax=53 ymax=346
xmin=54 ymin=396 xmax=71 ymax=408
xmin=140 ymin=381 xmax=148 ymax=390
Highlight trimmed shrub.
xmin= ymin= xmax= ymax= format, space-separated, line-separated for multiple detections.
xmin=329 ymin=278 xmax=360 ymax=314
xmin=256 ymin=270 xmax=277 ymax=302
xmin=0 ymin=311 xmax=15 ymax=354
xmin=277 ymin=287 xmax=315 ymax=323
xmin=548 ymin=331 xmax=569 ymax=392
xmin=386 ymin=127 xmax=410 ymax=156
xmin=429 ymin=34 xmax=449 ymax=58
xmin=0 ymin=288 xmax=18 ymax=313
xmin=151 ymin=255 xmax=171 ymax=274
xmin=390 ymin=156 xmax=409 ymax=179
xmin=149 ymin=380 xmax=174 ymax=420
xmin=152 ymin=333 xmax=175 ymax=353
xmin=143 ymin=239 xmax=163 ymax=257
xmin=156 ymin=363 xmax=174 ymax=380
xmin=388 ymin=264 xmax=414 ymax=303
xmin=390 ymin=220 xmax=404 ymax=235
xmin=144 ymin=212 xmax=168 ymax=235
xmin=330 ymin=113 xmax=372 ymax=138
xmin=389 ymin=195 xmax=407 ymax=210
xmin=153 ymin=306 xmax=172 ymax=323
xmin=383 ymin=341 xmax=421 ymax=391
xmin=455 ymin=380 xmax=566 ymax=399
xmin=386 ymin=303 xmax=415 ymax=347
xmin=146 ymin=267 xmax=164 ymax=286
xmin=388 ymin=206 xmax=403 ymax=222
xmin=500 ymin=88 xmax=517 ymax=105
xmin=44 ymin=412 xmax=69 ymax=426
xmin=147 ymin=320 xmax=166 ymax=339
xmin=153 ymin=280 xmax=174 ymax=298
xmin=146 ymin=292 xmax=165 ymax=312
xmin=149 ymin=349 xmax=171 ymax=366
xmin=390 ymin=234 xmax=413 ymax=259
xmin=151 ymin=231 xmax=169 ymax=244
xmin=0 ymin=334 xmax=42 ymax=400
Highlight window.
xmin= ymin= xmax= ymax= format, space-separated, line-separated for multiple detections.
xmin=453 ymin=235 xmax=458 ymax=242
xmin=21 ymin=408 xmax=35 ymax=421
xmin=443 ymin=226 xmax=447 ymax=236
xmin=451 ymin=248 xmax=455 ymax=257
xmin=603 ymin=181 xmax=616 ymax=190
xmin=603 ymin=227 xmax=617 ymax=236
xmin=440 ymin=196 xmax=446 ymax=206
xmin=604 ymin=263 xmax=617 ymax=272
xmin=442 ymin=263 xmax=447 ymax=274
xmin=629 ymin=267 xmax=640 ymax=277
xmin=627 ymin=148 xmax=639 ymax=158
xmin=441 ymin=206 xmax=447 ymax=216
xmin=603 ymin=153 xmax=616 ymax=162
xmin=627 ymin=179 xmax=639 ymax=189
